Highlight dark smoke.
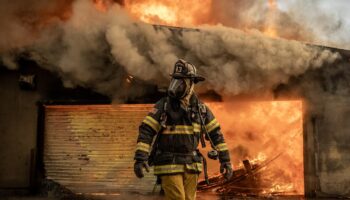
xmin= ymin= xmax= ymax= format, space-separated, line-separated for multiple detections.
xmin=0 ymin=0 xmax=73 ymax=53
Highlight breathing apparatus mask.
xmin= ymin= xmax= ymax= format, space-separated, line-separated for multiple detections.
xmin=168 ymin=78 xmax=193 ymax=99
xmin=168 ymin=59 xmax=204 ymax=100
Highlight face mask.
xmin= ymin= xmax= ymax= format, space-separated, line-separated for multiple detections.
xmin=168 ymin=78 xmax=187 ymax=99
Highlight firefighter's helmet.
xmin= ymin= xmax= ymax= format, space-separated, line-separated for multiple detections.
xmin=170 ymin=59 xmax=205 ymax=83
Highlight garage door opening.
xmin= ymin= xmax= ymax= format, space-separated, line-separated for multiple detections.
xmin=199 ymin=101 xmax=304 ymax=196
xmin=43 ymin=100 xmax=304 ymax=197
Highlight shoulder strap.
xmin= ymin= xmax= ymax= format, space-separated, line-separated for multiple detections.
xmin=159 ymin=97 xmax=168 ymax=129
xmin=198 ymin=102 xmax=206 ymax=115
xmin=193 ymin=94 xmax=206 ymax=117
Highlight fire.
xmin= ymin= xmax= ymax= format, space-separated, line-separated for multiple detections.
xmin=122 ymin=0 xmax=283 ymax=38
xmin=204 ymin=100 xmax=304 ymax=195
xmin=126 ymin=75 xmax=134 ymax=84
xmin=263 ymin=0 xmax=278 ymax=38
xmin=264 ymin=27 xmax=277 ymax=38
xmin=94 ymin=0 xmax=107 ymax=12
xmin=123 ymin=0 xmax=212 ymax=27
xmin=93 ymin=0 xmax=114 ymax=12
xmin=249 ymin=152 xmax=267 ymax=164
xmin=268 ymin=0 xmax=277 ymax=10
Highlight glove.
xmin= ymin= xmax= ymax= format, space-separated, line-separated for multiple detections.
xmin=220 ymin=162 xmax=233 ymax=180
xmin=134 ymin=161 xmax=150 ymax=178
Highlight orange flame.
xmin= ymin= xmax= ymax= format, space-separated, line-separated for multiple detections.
xmin=93 ymin=0 xmax=112 ymax=12
xmin=263 ymin=0 xmax=278 ymax=37
xmin=268 ymin=0 xmax=277 ymax=10
xmin=123 ymin=0 xmax=212 ymax=27
xmin=203 ymin=100 xmax=304 ymax=195
xmin=122 ymin=0 xmax=283 ymax=39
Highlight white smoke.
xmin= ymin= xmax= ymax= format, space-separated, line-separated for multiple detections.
xmin=285 ymin=0 xmax=350 ymax=49
xmin=210 ymin=0 xmax=350 ymax=49
xmin=0 ymin=0 xmax=342 ymax=99
xmin=178 ymin=26 xmax=339 ymax=95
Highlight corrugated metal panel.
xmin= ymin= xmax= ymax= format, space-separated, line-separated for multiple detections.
xmin=44 ymin=104 xmax=156 ymax=194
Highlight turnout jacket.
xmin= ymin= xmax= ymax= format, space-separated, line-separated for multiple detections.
xmin=134 ymin=96 xmax=230 ymax=175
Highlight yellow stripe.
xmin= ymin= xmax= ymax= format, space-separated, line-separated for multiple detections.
xmin=206 ymin=118 xmax=217 ymax=128
xmin=137 ymin=146 xmax=149 ymax=152
xmin=136 ymin=142 xmax=151 ymax=153
xmin=185 ymin=163 xmax=203 ymax=171
xmin=162 ymin=125 xmax=198 ymax=135
xmin=146 ymin=115 xmax=159 ymax=125
xmin=192 ymin=123 xmax=201 ymax=132
xmin=154 ymin=163 xmax=202 ymax=175
xmin=206 ymin=119 xmax=220 ymax=132
xmin=141 ymin=122 xmax=201 ymax=135
xmin=143 ymin=116 xmax=161 ymax=132
xmin=163 ymin=130 xmax=193 ymax=135
xmin=154 ymin=164 xmax=185 ymax=175
xmin=169 ymin=125 xmax=193 ymax=130
xmin=207 ymin=123 xmax=220 ymax=132
xmin=215 ymin=143 xmax=228 ymax=151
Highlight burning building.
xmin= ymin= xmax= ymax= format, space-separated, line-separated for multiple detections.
xmin=0 ymin=0 xmax=350 ymax=199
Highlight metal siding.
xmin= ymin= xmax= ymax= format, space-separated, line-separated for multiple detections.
xmin=44 ymin=104 xmax=156 ymax=194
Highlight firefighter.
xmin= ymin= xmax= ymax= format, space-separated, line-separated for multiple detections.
xmin=134 ymin=59 xmax=233 ymax=200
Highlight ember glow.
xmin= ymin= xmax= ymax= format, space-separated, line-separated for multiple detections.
xmin=263 ymin=0 xmax=278 ymax=38
xmin=93 ymin=0 xmax=115 ymax=12
xmin=122 ymin=0 xmax=283 ymax=38
xmin=123 ymin=0 xmax=212 ymax=27
xmin=93 ymin=0 xmax=108 ymax=12
xmin=204 ymin=100 xmax=304 ymax=195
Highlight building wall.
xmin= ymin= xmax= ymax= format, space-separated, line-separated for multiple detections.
xmin=0 ymin=64 xmax=110 ymax=190
xmin=0 ymin=52 xmax=350 ymax=197
xmin=0 ymin=69 xmax=39 ymax=188
xmin=282 ymin=55 xmax=350 ymax=197
xmin=316 ymin=97 xmax=350 ymax=196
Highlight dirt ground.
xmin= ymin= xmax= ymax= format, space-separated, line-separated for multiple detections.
xmin=0 ymin=194 xmax=319 ymax=200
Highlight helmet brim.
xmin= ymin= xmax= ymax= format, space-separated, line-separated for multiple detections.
xmin=170 ymin=73 xmax=205 ymax=83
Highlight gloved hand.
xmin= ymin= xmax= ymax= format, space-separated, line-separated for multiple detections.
xmin=134 ymin=161 xmax=150 ymax=178
xmin=220 ymin=162 xmax=233 ymax=180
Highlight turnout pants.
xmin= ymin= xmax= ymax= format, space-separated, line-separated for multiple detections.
xmin=160 ymin=171 xmax=199 ymax=200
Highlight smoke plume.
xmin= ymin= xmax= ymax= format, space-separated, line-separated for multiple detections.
xmin=209 ymin=0 xmax=350 ymax=49
xmin=0 ymin=0 xmax=342 ymax=99
xmin=0 ymin=0 xmax=73 ymax=53
xmin=285 ymin=0 xmax=350 ymax=49
xmin=0 ymin=1 xmax=348 ymax=195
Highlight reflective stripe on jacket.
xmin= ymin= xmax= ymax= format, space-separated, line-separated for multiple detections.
xmin=134 ymin=96 xmax=230 ymax=175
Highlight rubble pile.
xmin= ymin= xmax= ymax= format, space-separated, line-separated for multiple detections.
xmin=198 ymin=154 xmax=298 ymax=197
